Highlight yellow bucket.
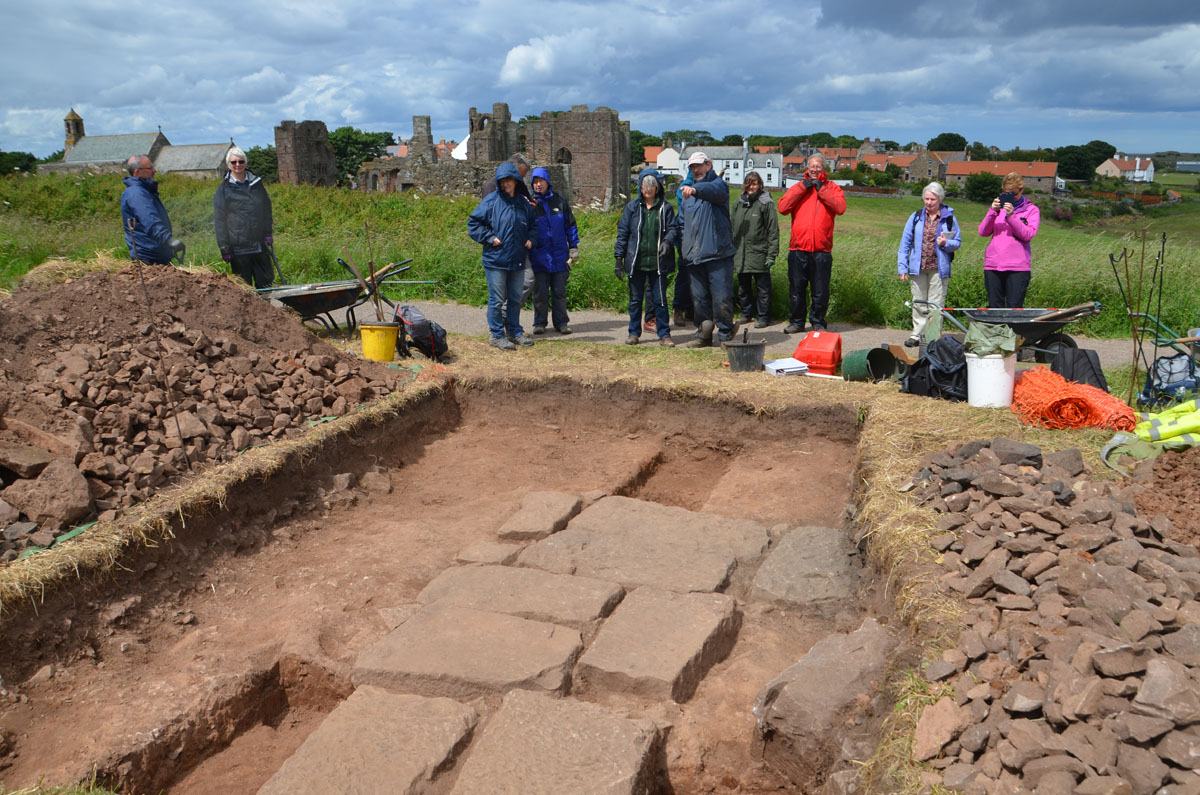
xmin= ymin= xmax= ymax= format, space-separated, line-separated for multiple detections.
xmin=360 ymin=322 xmax=399 ymax=362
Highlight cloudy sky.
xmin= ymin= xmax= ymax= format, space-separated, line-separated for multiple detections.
xmin=3 ymin=0 xmax=1197 ymax=158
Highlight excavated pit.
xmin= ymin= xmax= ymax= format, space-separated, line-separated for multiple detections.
xmin=0 ymin=381 xmax=880 ymax=794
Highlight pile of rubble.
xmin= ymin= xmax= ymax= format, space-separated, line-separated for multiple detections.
xmin=0 ymin=267 xmax=401 ymax=562
xmin=909 ymin=438 xmax=1200 ymax=794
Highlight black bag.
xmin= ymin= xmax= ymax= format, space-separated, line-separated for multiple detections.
xmin=394 ymin=305 xmax=449 ymax=360
xmin=903 ymin=336 xmax=967 ymax=401
xmin=1140 ymin=352 xmax=1198 ymax=407
xmin=1051 ymin=348 xmax=1108 ymax=392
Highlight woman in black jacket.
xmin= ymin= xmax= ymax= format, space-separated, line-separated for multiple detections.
xmin=214 ymin=147 xmax=274 ymax=287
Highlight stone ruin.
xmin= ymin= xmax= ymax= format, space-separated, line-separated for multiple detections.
xmin=275 ymin=120 xmax=337 ymax=187
xmin=357 ymin=103 xmax=629 ymax=209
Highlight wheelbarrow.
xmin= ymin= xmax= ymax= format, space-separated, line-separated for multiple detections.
xmin=912 ymin=301 xmax=1102 ymax=364
xmin=257 ymin=258 xmax=433 ymax=337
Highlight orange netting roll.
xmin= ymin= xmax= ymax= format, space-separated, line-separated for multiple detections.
xmin=1010 ymin=366 xmax=1136 ymax=431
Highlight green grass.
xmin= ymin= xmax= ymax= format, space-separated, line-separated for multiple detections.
xmin=3 ymin=173 xmax=1199 ymax=339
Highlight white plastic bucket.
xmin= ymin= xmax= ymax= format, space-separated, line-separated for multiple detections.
xmin=965 ymin=353 xmax=1016 ymax=408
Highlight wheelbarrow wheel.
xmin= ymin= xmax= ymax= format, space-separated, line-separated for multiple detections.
xmin=1034 ymin=332 xmax=1076 ymax=365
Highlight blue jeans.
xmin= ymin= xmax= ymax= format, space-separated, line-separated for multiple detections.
xmin=533 ymin=270 xmax=570 ymax=330
xmin=689 ymin=257 xmax=736 ymax=341
xmin=628 ymin=270 xmax=670 ymax=338
xmin=485 ymin=266 xmax=525 ymax=338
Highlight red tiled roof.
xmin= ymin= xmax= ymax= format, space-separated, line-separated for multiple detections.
xmin=753 ymin=146 xmax=779 ymax=154
xmin=945 ymin=161 xmax=1058 ymax=178
xmin=643 ymin=145 xmax=664 ymax=162
xmin=858 ymin=154 xmax=917 ymax=170
xmin=818 ymin=147 xmax=859 ymax=160
xmin=1107 ymin=157 xmax=1151 ymax=171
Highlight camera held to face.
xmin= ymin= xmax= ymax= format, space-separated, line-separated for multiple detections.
xmin=997 ymin=192 xmax=1016 ymax=207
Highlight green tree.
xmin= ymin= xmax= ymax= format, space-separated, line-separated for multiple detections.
xmin=927 ymin=132 xmax=967 ymax=151
xmin=0 ymin=150 xmax=38 ymax=173
xmin=661 ymin=129 xmax=716 ymax=146
xmin=328 ymin=126 xmax=393 ymax=185
xmin=1083 ymin=140 xmax=1117 ymax=170
xmin=807 ymin=132 xmax=836 ymax=148
xmin=835 ymin=134 xmax=862 ymax=148
xmin=964 ymin=172 xmax=1002 ymax=203
xmin=881 ymin=140 xmax=900 ymax=151
xmin=883 ymin=163 xmax=905 ymax=183
xmin=719 ymin=134 xmax=743 ymax=146
xmin=1055 ymin=145 xmax=1093 ymax=180
xmin=969 ymin=141 xmax=990 ymax=161
xmin=39 ymin=149 xmax=65 ymax=163
xmin=246 ymin=145 xmax=278 ymax=183
xmin=629 ymin=129 xmax=661 ymax=166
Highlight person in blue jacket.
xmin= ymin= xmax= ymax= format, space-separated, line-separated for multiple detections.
xmin=467 ymin=161 xmax=539 ymax=350
xmin=677 ymin=152 xmax=737 ymax=347
xmin=615 ymin=168 xmax=680 ymax=346
xmin=896 ymin=181 xmax=962 ymax=346
xmin=120 ymin=155 xmax=183 ymax=265
xmin=528 ymin=167 xmax=579 ymax=335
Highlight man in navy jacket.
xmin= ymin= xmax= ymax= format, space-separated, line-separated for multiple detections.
xmin=677 ymin=152 xmax=737 ymax=346
xmin=120 ymin=155 xmax=183 ymax=265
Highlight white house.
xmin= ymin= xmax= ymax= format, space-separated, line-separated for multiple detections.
xmin=678 ymin=142 xmax=783 ymax=188
xmin=1095 ymin=156 xmax=1155 ymax=183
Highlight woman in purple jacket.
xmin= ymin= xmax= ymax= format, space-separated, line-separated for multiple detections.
xmin=978 ymin=172 xmax=1040 ymax=308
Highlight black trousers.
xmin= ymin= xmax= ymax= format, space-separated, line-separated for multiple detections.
xmin=231 ymin=251 xmax=274 ymax=289
xmin=737 ymin=272 xmax=772 ymax=320
xmin=787 ymin=250 xmax=832 ymax=329
xmin=984 ymin=270 xmax=1030 ymax=309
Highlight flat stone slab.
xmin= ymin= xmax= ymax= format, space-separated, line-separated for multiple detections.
xmin=417 ymin=565 xmax=625 ymax=628
xmin=450 ymin=689 xmax=662 ymax=795
xmin=351 ymin=604 xmax=582 ymax=700
xmin=575 ymin=587 xmax=740 ymax=703
xmin=517 ymin=496 xmax=769 ymax=593
xmin=259 ymin=686 xmax=477 ymax=795
xmin=0 ymin=440 xmax=58 ymax=478
xmin=497 ymin=491 xmax=583 ymax=541
xmin=454 ymin=541 xmax=523 ymax=566
xmin=750 ymin=526 xmax=859 ymax=614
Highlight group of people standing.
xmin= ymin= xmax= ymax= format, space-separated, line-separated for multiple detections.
xmin=120 ymin=148 xmax=275 ymax=289
xmin=898 ymin=171 xmax=1041 ymax=346
xmin=607 ymin=150 xmax=846 ymax=349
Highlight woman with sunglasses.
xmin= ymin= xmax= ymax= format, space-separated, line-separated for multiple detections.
xmin=213 ymin=147 xmax=275 ymax=287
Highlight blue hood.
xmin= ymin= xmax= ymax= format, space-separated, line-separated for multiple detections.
xmin=493 ymin=161 xmax=531 ymax=200
xmin=636 ymin=166 xmax=666 ymax=199
xmin=530 ymin=166 xmax=553 ymax=196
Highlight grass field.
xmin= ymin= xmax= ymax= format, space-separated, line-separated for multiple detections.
xmin=2 ymin=172 xmax=1197 ymax=338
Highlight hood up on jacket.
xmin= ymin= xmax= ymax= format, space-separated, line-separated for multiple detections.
xmin=493 ymin=161 xmax=531 ymax=201
xmin=636 ymin=166 xmax=666 ymax=200
xmin=530 ymin=166 xmax=554 ymax=197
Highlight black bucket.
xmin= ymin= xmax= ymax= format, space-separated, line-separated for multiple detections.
xmin=724 ymin=339 xmax=767 ymax=372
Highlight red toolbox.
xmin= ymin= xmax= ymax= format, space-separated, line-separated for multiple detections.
xmin=791 ymin=331 xmax=842 ymax=376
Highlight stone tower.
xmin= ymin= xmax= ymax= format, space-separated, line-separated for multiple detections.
xmin=406 ymin=116 xmax=437 ymax=165
xmin=64 ymin=108 xmax=85 ymax=152
xmin=525 ymin=105 xmax=630 ymax=208
xmin=467 ymin=103 xmax=520 ymax=164
xmin=274 ymin=120 xmax=338 ymax=186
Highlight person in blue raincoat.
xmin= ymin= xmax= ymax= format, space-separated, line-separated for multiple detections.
xmin=527 ymin=167 xmax=579 ymax=335
xmin=897 ymin=181 xmax=961 ymax=346
xmin=120 ymin=155 xmax=183 ymax=265
xmin=467 ymin=162 xmax=539 ymax=350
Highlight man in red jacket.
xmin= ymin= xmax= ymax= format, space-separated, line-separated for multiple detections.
xmin=777 ymin=154 xmax=846 ymax=333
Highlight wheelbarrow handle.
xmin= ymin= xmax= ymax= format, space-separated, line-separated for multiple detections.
xmin=1028 ymin=302 xmax=1102 ymax=323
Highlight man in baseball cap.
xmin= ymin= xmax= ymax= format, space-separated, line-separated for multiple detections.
xmin=677 ymin=152 xmax=737 ymax=347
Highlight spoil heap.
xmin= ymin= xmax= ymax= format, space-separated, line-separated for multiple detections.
xmin=909 ymin=438 xmax=1200 ymax=794
xmin=0 ymin=266 xmax=401 ymax=561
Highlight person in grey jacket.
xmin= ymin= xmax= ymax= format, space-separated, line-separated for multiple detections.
xmin=615 ymin=168 xmax=679 ymax=346
xmin=731 ymin=171 xmax=780 ymax=328
xmin=213 ymin=147 xmax=275 ymax=287
xmin=677 ymin=152 xmax=737 ymax=347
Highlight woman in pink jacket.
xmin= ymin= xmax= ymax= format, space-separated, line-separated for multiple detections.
xmin=978 ymin=172 xmax=1040 ymax=308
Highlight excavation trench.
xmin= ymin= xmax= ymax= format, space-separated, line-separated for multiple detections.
xmin=0 ymin=380 xmax=883 ymax=794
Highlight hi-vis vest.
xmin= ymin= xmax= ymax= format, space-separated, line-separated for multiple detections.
xmin=1136 ymin=399 xmax=1200 ymax=443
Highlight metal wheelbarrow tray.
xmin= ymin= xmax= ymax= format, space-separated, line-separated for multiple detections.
xmin=920 ymin=301 xmax=1102 ymax=363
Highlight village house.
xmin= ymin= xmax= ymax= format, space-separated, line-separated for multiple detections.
xmin=1095 ymin=155 xmax=1155 ymax=183
xmin=944 ymin=160 xmax=1059 ymax=193
xmin=679 ymin=143 xmax=783 ymax=188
